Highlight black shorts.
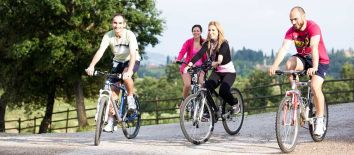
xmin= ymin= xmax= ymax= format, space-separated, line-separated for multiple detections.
xmin=110 ymin=60 xmax=140 ymax=83
xmin=293 ymin=54 xmax=329 ymax=79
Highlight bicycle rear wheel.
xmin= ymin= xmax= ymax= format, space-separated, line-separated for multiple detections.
xmin=222 ymin=88 xmax=244 ymax=135
xmin=275 ymin=96 xmax=299 ymax=153
xmin=309 ymin=101 xmax=328 ymax=142
xmin=180 ymin=93 xmax=214 ymax=145
xmin=94 ymin=97 xmax=108 ymax=146
xmin=122 ymin=95 xmax=141 ymax=139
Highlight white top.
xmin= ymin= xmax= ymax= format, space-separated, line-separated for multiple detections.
xmin=99 ymin=29 xmax=141 ymax=62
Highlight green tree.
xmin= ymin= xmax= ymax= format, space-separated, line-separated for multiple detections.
xmin=165 ymin=63 xmax=181 ymax=82
xmin=341 ymin=63 xmax=354 ymax=79
xmin=0 ymin=0 xmax=164 ymax=133
xmin=244 ymin=69 xmax=276 ymax=108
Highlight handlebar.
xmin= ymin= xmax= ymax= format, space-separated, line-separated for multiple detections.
xmin=275 ymin=70 xmax=307 ymax=76
xmin=175 ymin=60 xmax=213 ymax=74
xmin=175 ymin=60 xmax=185 ymax=65
xmin=93 ymin=70 xmax=123 ymax=79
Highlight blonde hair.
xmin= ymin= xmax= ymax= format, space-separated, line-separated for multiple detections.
xmin=206 ymin=21 xmax=225 ymax=52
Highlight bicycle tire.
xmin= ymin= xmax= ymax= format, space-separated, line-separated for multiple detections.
xmin=222 ymin=88 xmax=244 ymax=135
xmin=94 ymin=97 xmax=108 ymax=146
xmin=309 ymin=101 xmax=328 ymax=142
xmin=122 ymin=95 xmax=141 ymax=139
xmin=275 ymin=96 xmax=299 ymax=153
xmin=179 ymin=93 xmax=214 ymax=145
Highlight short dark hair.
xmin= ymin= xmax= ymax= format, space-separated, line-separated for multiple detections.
xmin=112 ymin=13 xmax=126 ymax=22
xmin=192 ymin=24 xmax=202 ymax=32
xmin=292 ymin=6 xmax=306 ymax=15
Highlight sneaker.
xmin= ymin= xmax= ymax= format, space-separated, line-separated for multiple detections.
xmin=103 ymin=116 xmax=114 ymax=132
xmin=113 ymin=117 xmax=118 ymax=131
xmin=201 ymin=112 xmax=210 ymax=122
xmin=314 ymin=117 xmax=325 ymax=136
xmin=127 ymin=96 xmax=136 ymax=111
xmin=231 ymin=103 xmax=240 ymax=114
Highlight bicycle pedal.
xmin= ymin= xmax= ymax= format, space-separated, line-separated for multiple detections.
xmin=103 ymin=129 xmax=114 ymax=133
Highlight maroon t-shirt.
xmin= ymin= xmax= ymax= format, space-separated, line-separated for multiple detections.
xmin=285 ymin=20 xmax=330 ymax=64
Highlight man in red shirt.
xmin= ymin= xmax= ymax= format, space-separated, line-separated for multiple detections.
xmin=269 ymin=6 xmax=330 ymax=136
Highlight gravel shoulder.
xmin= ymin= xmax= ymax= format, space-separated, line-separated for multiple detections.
xmin=0 ymin=102 xmax=353 ymax=155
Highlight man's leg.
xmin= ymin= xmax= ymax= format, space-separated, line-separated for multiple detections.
xmin=103 ymin=84 xmax=120 ymax=132
xmin=311 ymin=75 xmax=325 ymax=117
xmin=312 ymin=75 xmax=326 ymax=135
xmin=123 ymin=73 xmax=136 ymax=109
xmin=285 ymin=56 xmax=305 ymax=82
xmin=286 ymin=56 xmax=305 ymax=70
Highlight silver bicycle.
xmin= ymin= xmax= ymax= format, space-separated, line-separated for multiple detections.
xmin=275 ymin=70 xmax=328 ymax=153
xmin=92 ymin=70 xmax=141 ymax=146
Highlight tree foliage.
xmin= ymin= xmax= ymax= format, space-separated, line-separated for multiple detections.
xmin=243 ymin=69 xmax=277 ymax=108
xmin=0 ymin=0 xmax=164 ymax=132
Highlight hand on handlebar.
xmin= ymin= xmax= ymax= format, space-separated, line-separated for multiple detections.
xmin=306 ymin=67 xmax=317 ymax=76
xmin=268 ymin=66 xmax=278 ymax=76
xmin=123 ymin=70 xmax=133 ymax=79
xmin=85 ymin=66 xmax=95 ymax=76
xmin=183 ymin=66 xmax=190 ymax=74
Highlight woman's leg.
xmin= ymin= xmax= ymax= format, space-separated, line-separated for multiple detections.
xmin=218 ymin=73 xmax=236 ymax=106
xmin=181 ymin=73 xmax=192 ymax=99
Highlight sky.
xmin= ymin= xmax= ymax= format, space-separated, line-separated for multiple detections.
xmin=145 ymin=0 xmax=354 ymax=58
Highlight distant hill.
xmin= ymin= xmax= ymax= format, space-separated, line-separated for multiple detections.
xmin=141 ymin=51 xmax=170 ymax=66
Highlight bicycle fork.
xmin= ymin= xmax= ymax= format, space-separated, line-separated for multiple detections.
xmin=283 ymin=90 xmax=301 ymax=126
xmin=193 ymin=93 xmax=206 ymax=123
xmin=95 ymin=89 xmax=124 ymax=124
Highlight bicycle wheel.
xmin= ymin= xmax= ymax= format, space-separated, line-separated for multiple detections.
xmin=122 ymin=95 xmax=141 ymax=139
xmin=222 ymin=88 xmax=244 ymax=135
xmin=180 ymin=93 xmax=214 ymax=145
xmin=275 ymin=96 xmax=299 ymax=153
xmin=309 ymin=101 xmax=328 ymax=142
xmin=94 ymin=97 xmax=108 ymax=146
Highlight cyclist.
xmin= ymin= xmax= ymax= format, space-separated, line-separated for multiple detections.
xmin=268 ymin=6 xmax=330 ymax=135
xmin=176 ymin=24 xmax=207 ymax=102
xmin=184 ymin=21 xmax=240 ymax=114
xmin=86 ymin=13 xmax=140 ymax=132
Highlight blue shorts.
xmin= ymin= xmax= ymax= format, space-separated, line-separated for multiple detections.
xmin=110 ymin=60 xmax=140 ymax=83
xmin=293 ymin=54 xmax=329 ymax=79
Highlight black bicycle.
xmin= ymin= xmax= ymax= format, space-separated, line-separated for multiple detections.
xmin=91 ymin=70 xmax=141 ymax=146
xmin=179 ymin=65 xmax=244 ymax=145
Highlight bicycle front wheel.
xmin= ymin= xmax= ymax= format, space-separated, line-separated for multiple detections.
xmin=122 ymin=95 xmax=141 ymax=139
xmin=275 ymin=96 xmax=299 ymax=153
xmin=309 ymin=101 xmax=328 ymax=142
xmin=222 ymin=88 xmax=244 ymax=135
xmin=179 ymin=93 xmax=214 ymax=145
xmin=94 ymin=97 xmax=108 ymax=146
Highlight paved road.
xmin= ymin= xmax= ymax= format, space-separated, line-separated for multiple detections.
xmin=0 ymin=103 xmax=353 ymax=155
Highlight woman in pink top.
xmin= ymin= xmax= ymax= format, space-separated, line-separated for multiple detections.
xmin=176 ymin=24 xmax=207 ymax=101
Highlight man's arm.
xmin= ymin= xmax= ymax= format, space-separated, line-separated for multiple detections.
xmin=86 ymin=35 xmax=109 ymax=76
xmin=307 ymin=35 xmax=320 ymax=75
xmin=127 ymin=48 xmax=137 ymax=73
xmin=124 ymin=31 xmax=138 ymax=78
xmin=269 ymin=39 xmax=292 ymax=75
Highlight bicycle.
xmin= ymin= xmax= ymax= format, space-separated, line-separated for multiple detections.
xmin=179 ymin=66 xmax=245 ymax=145
xmin=176 ymin=60 xmax=210 ymax=94
xmin=91 ymin=70 xmax=141 ymax=146
xmin=274 ymin=70 xmax=328 ymax=153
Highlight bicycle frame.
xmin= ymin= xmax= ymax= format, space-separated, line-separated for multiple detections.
xmin=95 ymin=76 xmax=128 ymax=124
xmin=283 ymin=77 xmax=302 ymax=126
